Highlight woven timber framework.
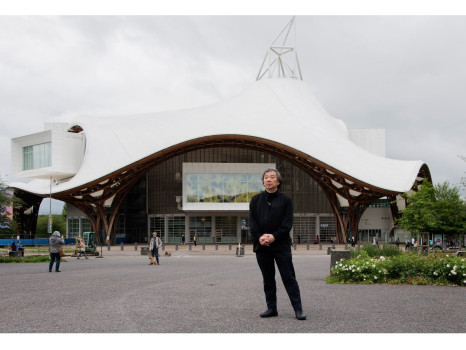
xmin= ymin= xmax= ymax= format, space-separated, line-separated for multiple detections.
xmin=14 ymin=135 xmax=431 ymax=244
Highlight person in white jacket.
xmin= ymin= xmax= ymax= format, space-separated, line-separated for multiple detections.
xmin=149 ymin=232 xmax=162 ymax=265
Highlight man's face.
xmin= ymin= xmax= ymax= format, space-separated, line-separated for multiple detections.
xmin=263 ymin=171 xmax=280 ymax=193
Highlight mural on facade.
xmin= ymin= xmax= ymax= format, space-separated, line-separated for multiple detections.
xmin=186 ymin=173 xmax=263 ymax=203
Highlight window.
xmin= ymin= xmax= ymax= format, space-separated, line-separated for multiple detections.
xmin=293 ymin=216 xmax=316 ymax=243
xmin=149 ymin=217 xmax=165 ymax=239
xmin=68 ymin=218 xmax=80 ymax=238
xmin=189 ymin=216 xmax=212 ymax=244
xmin=23 ymin=142 xmax=51 ymax=170
xmin=167 ymin=216 xmax=185 ymax=243
xmin=215 ymin=216 xmax=237 ymax=243
xmin=81 ymin=218 xmax=91 ymax=232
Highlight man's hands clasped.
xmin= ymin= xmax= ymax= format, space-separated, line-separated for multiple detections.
xmin=259 ymin=233 xmax=275 ymax=246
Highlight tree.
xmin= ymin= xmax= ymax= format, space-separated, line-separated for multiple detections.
xmin=396 ymin=179 xmax=437 ymax=234
xmin=396 ymin=179 xmax=466 ymax=239
xmin=0 ymin=176 xmax=12 ymax=233
xmin=460 ymin=155 xmax=466 ymax=191
xmin=36 ymin=215 xmax=67 ymax=237
xmin=434 ymin=181 xmax=466 ymax=237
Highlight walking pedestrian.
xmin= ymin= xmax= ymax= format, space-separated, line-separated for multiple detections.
xmin=149 ymin=232 xmax=162 ymax=265
xmin=77 ymin=238 xmax=88 ymax=259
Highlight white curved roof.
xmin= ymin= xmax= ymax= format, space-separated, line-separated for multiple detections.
xmin=10 ymin=78 xmax=425 ymax=196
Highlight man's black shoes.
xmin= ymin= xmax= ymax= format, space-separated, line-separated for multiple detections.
xmin=295 ymin=310 xmax=307 ymax=320
xmin=260 ymin=309 xmax=278 ymax=318
xmin=260 ymin=309 xmax=306 ymax=320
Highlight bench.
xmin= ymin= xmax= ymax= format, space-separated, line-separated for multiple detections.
xmin=456 ymin=251 xmax=465 ymax=257
xmin=8 ymin=251 xmax=22 ymax=257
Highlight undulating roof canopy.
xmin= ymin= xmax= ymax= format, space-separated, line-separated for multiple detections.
xmin=10 ymin=78 xmax=428 ymax=201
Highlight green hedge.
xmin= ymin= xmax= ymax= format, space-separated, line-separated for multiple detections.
xmin=0 ymin=255 xmax=56 ymax=263
xmin=329 ymin=250 xmax=465 ymax=286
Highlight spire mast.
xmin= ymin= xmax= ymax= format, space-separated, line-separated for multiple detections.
xmin=256 ymin=16 xmax=303 ymax=81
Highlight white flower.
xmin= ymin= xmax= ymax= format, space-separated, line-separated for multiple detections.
xmin=453 ymin=265 xmax=457 ymax=270
xmin=380 ymin=256 xmax=386 ymax=261
xmin=447 ymin=264 xmax=450 ymax=268
xmin=451 ymin=271 xmax=457 ymax=275
xmin=433 ymin=272 xmax=438 ymax=276
xmin=372 ymin=264 xmax=376 ymax=268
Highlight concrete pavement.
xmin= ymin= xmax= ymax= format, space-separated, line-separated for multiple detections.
xmin=0 ymin=244 xmax=464 ymax=333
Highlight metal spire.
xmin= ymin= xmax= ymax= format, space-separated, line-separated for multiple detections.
xmin=256 ymin=16 xmax=303 ymax=81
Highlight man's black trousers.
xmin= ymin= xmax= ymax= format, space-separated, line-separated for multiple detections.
xmin=255 ymin=250 xmax=303 ymax=312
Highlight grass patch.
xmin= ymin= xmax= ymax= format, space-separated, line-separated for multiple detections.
xmin=0 ymin=255 xmax=65 ymax=263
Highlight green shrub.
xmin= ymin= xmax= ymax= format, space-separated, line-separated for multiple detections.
xmin=0 ymin=255 xmax=58 ymax=263
xmin=350 ymin=244 xmax=402 ymax=259
xmin=330 ymin=252 xmax=465 ymax=286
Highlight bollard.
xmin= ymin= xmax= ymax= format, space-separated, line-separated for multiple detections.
xmin=135 ymin=242 xmax=138 ymax=251
xmin=215 ymin=244 xmax=218 ymax=251
xmin=294 ymin=244 xmax=297 ymax=250
xmin=189 ymin=244 xmax=192 ymax=250
xmin=107 ymin=244 xmax=111 ymax=251
xmin=319 ymin=244 xmax=322 ymax=250
xmin=236 ymin=245 xmax=244 ymax=257
xmin=202 ymin=244 xmax=205 ymax=250
xmin=327 ymin=247 xmax=332 ymax=255
xmin=176 ymin=244 xmax=178 ymax=251
xmin=229 ymin=244 xmax=232 ymax=250
xmin=307 ymin=244 xmax=310 ymax=250
xmin=121 ymin=242 xmax=124 ymax=251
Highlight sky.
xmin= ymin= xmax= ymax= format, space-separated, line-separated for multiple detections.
xmin=1 ymin=3 xmax=466 ymax=214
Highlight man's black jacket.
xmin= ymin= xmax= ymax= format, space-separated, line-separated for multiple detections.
xmin=248 ymin=190 xmax=293 ymax=252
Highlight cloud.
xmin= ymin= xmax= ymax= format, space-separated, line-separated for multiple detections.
xmin=1 ymin=15 xmax=465 ymax=211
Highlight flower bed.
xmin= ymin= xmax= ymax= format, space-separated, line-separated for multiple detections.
xmin=328 ymin=250 xmax=465 ymax=286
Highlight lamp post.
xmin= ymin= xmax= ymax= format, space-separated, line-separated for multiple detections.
xmin=48 ymin=176 xmax=52 ymax=234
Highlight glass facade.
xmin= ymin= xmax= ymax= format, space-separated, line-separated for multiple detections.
xmin=215 ymin=216 xmax=238 ymax=243
xmin=23 ymin=142 xmax=51 ymax=170
xmin=142 ymin=147 xmax=335 ymax=244
xmin=67 ymin=217 xmax=91 ymax=238
xmin=91 ymin=147 xmax=337 ymax=244
xmin=189 ymin=216 xmax=212 ymax=244
xmin=293 ymin=216 xmax=317 ymax=243
xmin=116 ymin=176 xmax=147 ymax=243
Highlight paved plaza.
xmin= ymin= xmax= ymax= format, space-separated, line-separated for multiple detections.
xmin=0 ymin=244 xmax=464 ymax=333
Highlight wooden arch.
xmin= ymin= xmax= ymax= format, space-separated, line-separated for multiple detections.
xmin=18 ymin=134 xmax=431 ymax=244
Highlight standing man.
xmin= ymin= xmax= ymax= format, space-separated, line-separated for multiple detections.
xmin=149 ymin=232 xmax=162 ymax=265
xmin=249 ymin=168 xmax=306 ymax=320
xmin=49 ymin=231 xmax=64 ymax=272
